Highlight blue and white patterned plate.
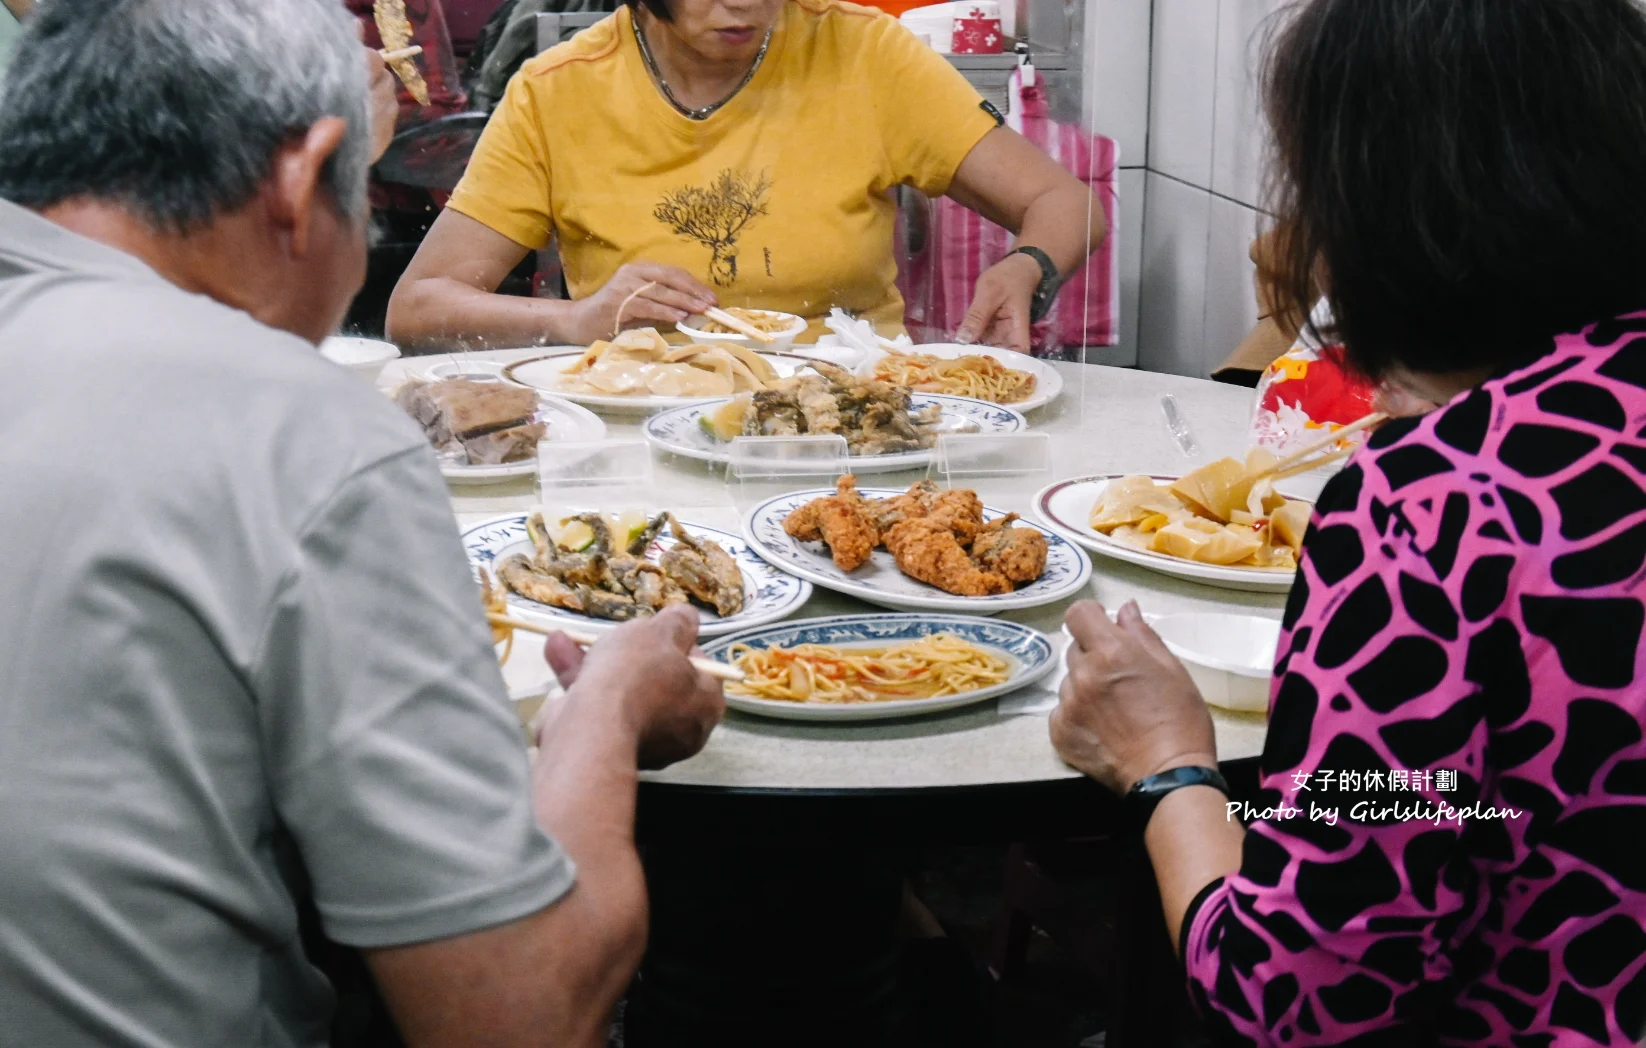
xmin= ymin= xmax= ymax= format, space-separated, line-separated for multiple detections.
xmin=702 ymin=613 xmax=1057 ymax=721
xmin=463 ymin=513 xmax=811 ymax=637
xmin=742 ymin=487 xmax=1093 ymax=613
xmin=643 ymin=394 xmax=1028 ymax=473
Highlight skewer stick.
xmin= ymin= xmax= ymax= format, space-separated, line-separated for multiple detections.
xmin=487 ymin=613 xmax=746 ymax=682
xmin=1251 ymin=411 xmax=1387 ymax=482
xmin=379 ymin=45 xmax=423 ymax=63
xmin=702 ymin=306 xmax=777 ymax=344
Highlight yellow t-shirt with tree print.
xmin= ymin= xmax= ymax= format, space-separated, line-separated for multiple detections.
xmin=445 ymin=0 xmax=998 ymax=336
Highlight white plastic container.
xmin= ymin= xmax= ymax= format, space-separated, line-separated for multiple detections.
xmin=1149 ymin=612 xmax=1280 ymax=715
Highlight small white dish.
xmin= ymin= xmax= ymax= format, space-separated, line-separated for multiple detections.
xmin=742 ymin=487 xmax=1092 ymax=613
xmin=421 ymin=358 xmax=508 ymax=383
xmin=856 ymin=343 xmax=1064 ymax=413
xmin=321 ymin=336 xmax=400 ymax=381
xmin=645 ymin=394 xmax=1028 ymax=473
xmin=701 ymin=613 xmax=1057 ymax=722
xmin=678 ymin=310 xmax=809 ymax=354
xmin=1149 ymin=612 xmax=1279 ymax=714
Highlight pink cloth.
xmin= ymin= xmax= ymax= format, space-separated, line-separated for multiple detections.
xmin=897 ymin=70 xmax=1119 ymax=357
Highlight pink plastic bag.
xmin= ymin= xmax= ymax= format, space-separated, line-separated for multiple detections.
xmin=897 ymin=70 xmax=1118 ymax=357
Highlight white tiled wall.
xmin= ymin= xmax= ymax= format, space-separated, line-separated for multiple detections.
xmin=1129 ymin=0 xmax=1285 ymax=376
xmin=1080 ymin=0 xmax=1152 ymax=366
xmin=1144 ymin=0 xmax=1216 ymax=188
xmin=1079 ymin=0 xmax=1281 ymax=372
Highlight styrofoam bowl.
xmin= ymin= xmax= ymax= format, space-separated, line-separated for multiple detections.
xmin=677 ymin=310 xmax=808 ymax=354
xmin=320 ymin=336 xmax=400 ymax=380
xmin=1150 ymin=612 xmax=1280 ymax=715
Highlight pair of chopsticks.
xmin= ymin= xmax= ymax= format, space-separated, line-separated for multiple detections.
xmin=702 ymin=306 xmax=776 ymax=344
xmin=487 ymin=612 xmax=746 ymax=683
xmin=1249 ymin=411 xmax=1388 ymax=484
xmin=379 ymin=45 xmax=423 ymax=63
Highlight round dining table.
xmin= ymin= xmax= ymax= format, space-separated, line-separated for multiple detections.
xmin=376 ymin=350 xmax=1296 ymax=1047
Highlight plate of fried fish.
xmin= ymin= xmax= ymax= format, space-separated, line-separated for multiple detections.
xmin=645 ymin=362 xmax=1028 ymax=472
xmin=742 ymin=478 xmax=1091 ymax=613
xmin=464 ymin=510 xmax=811 ymax=635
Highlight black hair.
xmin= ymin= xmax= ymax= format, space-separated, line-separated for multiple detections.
xmin=1263 ymin=0 xmax=1646 ymax=380
xmin=625 ymin=0 xmax=673 ymax=23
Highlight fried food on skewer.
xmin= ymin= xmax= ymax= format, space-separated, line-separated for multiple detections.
xmin=782 ymin=476 xmax=881 ymax=571
xmin=970 ymin=514 xmax=1049 ymax=584
xmin=659 ymin=513 xmax=746 ymax=617
xmin=884 ymin=518 xmax=1013 ymax=597
xmin=867 ymin=479 xmax=984 ymax=545
xmin=374 ymin=0 xmax=431 ymax=106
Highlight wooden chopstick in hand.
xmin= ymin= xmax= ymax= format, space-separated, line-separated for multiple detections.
xmin=1251 ymin=411 xmax=1387 ymax=482
xmin=486 ymin=613 xmax=745 ymax=682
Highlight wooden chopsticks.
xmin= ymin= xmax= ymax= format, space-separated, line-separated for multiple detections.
xmin=487 ymin=612 xmax=746 ymax=682
xmin=379 ymin=45 xmax=423 ymax=63
xmin=1249 ymin=411 xmax=1387 ymax=484
xmin=702 ymin=306 xmax=777 ymax=344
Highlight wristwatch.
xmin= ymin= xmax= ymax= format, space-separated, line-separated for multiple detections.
xmin=1008 ymin=245 xmax=1061 ymax=323
xmin=1124 ymin=765 xmax=1230 ymax=831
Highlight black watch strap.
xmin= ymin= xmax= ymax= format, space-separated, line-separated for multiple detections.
xmin=1009 ymin=245 xmax=1061 ymax=323
xmin=1124 ymin=765 xmax=1230 ymax=830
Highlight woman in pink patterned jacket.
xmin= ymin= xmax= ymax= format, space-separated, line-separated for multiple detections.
xmin=1051 ymin=1 xmax=1646 ymax=1045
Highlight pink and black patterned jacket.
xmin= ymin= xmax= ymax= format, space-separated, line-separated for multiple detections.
xmin=1183 ymin=314 xmax=1646 ymax=1046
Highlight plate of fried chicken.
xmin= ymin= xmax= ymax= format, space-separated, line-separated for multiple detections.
xmin=742 ymin=478 xmax=1092 ymax=612
xmin=464 ymin=510 xmax=811 ymax=636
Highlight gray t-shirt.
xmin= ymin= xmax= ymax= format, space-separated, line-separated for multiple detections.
xmin=0 ymin=199 xmax=574 ymax=1047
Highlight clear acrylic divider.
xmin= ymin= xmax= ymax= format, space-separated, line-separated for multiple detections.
xmin=535 ymin=439 xmax=655 ymax=516
xmin=727 ymin=435 xmax=851 ymax=513
xmin=927 ymin=432 xmax=1054 ymax=509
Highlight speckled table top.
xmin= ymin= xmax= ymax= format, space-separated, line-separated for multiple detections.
xmin=381 ymin=351 xmax=1294 ymax=791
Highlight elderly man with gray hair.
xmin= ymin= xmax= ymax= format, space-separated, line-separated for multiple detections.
xmin=0 ymin=1 xmax=725 ymax=1046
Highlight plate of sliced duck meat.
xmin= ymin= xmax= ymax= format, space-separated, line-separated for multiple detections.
xmin=394 ymin=377 xmax=606 ymax=482
xmin=463 ymin=510 xmax=812 ymax=636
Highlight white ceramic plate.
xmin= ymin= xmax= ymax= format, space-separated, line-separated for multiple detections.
xmin=702 ymin=613 xmax=1057 ymax=722
xmin=1033 ymin=474 xmax=1304 ymax=593
xmin=433 ymin=395 xmax=607 ymax=483
xmin=502 ymin=347 xmax=820 ymax=414
xmin=463 ymin=513 xmax=812 ymax=637
xmin=645 ymin=395 xmax=1029 ymax=473
xmin=856 ymin=343 xmax=1064 ymax=413
xmin=742 ymin=487 xmax=1092 ymax=613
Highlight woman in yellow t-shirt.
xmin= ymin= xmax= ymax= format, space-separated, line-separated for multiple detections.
xmin=385 ymin=0 xmax=1104 ymax=352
